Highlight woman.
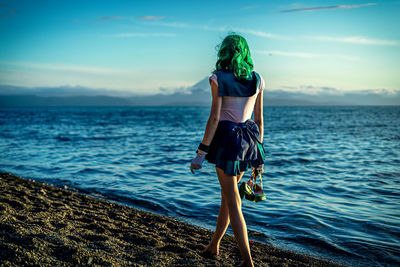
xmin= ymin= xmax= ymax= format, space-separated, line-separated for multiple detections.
xmin=190 ymin=33 xmax=265 ymax=267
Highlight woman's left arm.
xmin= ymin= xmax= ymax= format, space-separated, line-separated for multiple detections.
xmin=190 ymin=79 xmax=221 ymax=174
xmin=253 ymin=90 xmax=263 ymax=143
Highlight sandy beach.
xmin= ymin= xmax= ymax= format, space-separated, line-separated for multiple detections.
xmin=0 ymin=171 xmax=344 ymax=266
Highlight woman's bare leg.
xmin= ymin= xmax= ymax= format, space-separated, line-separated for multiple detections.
xmin=216 ymin=167 xmax=253 ymax=267
xmin=204 ymin=169 xmax=245 ymax=255
xmin=203 ymin=190 xmax=229 ymax=255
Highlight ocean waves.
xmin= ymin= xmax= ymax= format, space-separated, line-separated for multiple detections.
xmin=0 ymin=105 xmax=399 ymax=266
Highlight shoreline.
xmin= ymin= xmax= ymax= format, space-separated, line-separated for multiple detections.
xmin=0 ymin=171 xmax=344 ymax=266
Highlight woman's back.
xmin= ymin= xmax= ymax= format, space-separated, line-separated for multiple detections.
xmin=209 ymin=71 xmax=265 ymax=123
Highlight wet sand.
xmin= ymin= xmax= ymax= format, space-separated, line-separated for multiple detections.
xmin=0 ymin=172 xmax=344 ymax=266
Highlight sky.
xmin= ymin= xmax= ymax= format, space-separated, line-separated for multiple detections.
xmin=0 ymin=0 xmax=399 ymax=95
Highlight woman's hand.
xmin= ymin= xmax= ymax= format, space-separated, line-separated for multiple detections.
xmin=190 ymin=151 xmax=207 ymax=174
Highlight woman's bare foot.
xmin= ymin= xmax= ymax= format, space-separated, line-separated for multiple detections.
xmin=239 ymin=260 xmax=254 ymax=267
xmin=201 ymin=244 xmax=219 ymax=256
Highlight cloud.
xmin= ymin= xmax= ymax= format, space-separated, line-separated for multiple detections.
xmin=99 ymin=16 xmax=122 ymax=20
xmin=275 ymin=85 xmax=400 ymax=97
xmin=310 ymin=35 xmax=399 ymax=45
xmin=267 ymin=86 xmax=400 ymax=105
xmin=284 ymin=85 xmax=344 ymax=95
xmin=0 ymin=8 xmax=16 ymax=18
xmin=142 ymin=21 xmax=191 ymax=28
xmin=254 ymin=50 xmax=361 ymax=61
xmin=356 ymin=88 xmax=400 ymax=96
xmin=232 ymin=28 xmax=288 ymax=39
xmin=143 ymin=21 xmax=287 ymax=39
xmin=104 ymin=32 xmax=176 ymax=38
xmin=280 ymin=3 xmax=376 ymax=13
xmin=137 ymin=16 xmax=164 ymax=21
xmin=0 ymin=61 xmax=131 ymax=75
xmin=278 ymin=85 xmax=342 ymax=95
xmin=254 ymin=50 xmax=320 ymax=58
xmin=98 ymin=15 xmax=165 ymax=22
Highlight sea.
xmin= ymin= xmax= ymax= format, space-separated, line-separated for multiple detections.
xmin=0 ymin=106 xmax=399 ymax=266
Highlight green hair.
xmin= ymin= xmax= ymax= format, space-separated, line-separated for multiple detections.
xmin=214 ymin=33 xmax=254 ymax=81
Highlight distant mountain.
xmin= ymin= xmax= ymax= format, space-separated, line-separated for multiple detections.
xmin=0 ymin=84 xmax=135 ymax=97
xmin=0 ymin=79 xmax=399 ymax=107
xmin=262 ymin=88 xmax=400 ymax=106
xmin=0 ymin=94 xmax=132 ymax=107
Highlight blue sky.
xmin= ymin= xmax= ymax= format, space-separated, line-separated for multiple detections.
xmin=0 ymin=0 xmax=399 ymax=95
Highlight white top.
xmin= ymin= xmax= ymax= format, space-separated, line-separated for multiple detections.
xmin=209 ymin=73 xmax=265 ymax=123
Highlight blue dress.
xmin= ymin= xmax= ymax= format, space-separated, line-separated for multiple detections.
xmin=204 ymin=70 xmax=266 ymax=176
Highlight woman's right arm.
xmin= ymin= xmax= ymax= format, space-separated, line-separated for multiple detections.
xmin=200 ymin=79 xmax=222 ymax=146
xmin=190 ymin=76 xmax=221 ymax=174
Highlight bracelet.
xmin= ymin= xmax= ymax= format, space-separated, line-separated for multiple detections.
xmin=197 ymin=143 xmax=210 ymax=153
